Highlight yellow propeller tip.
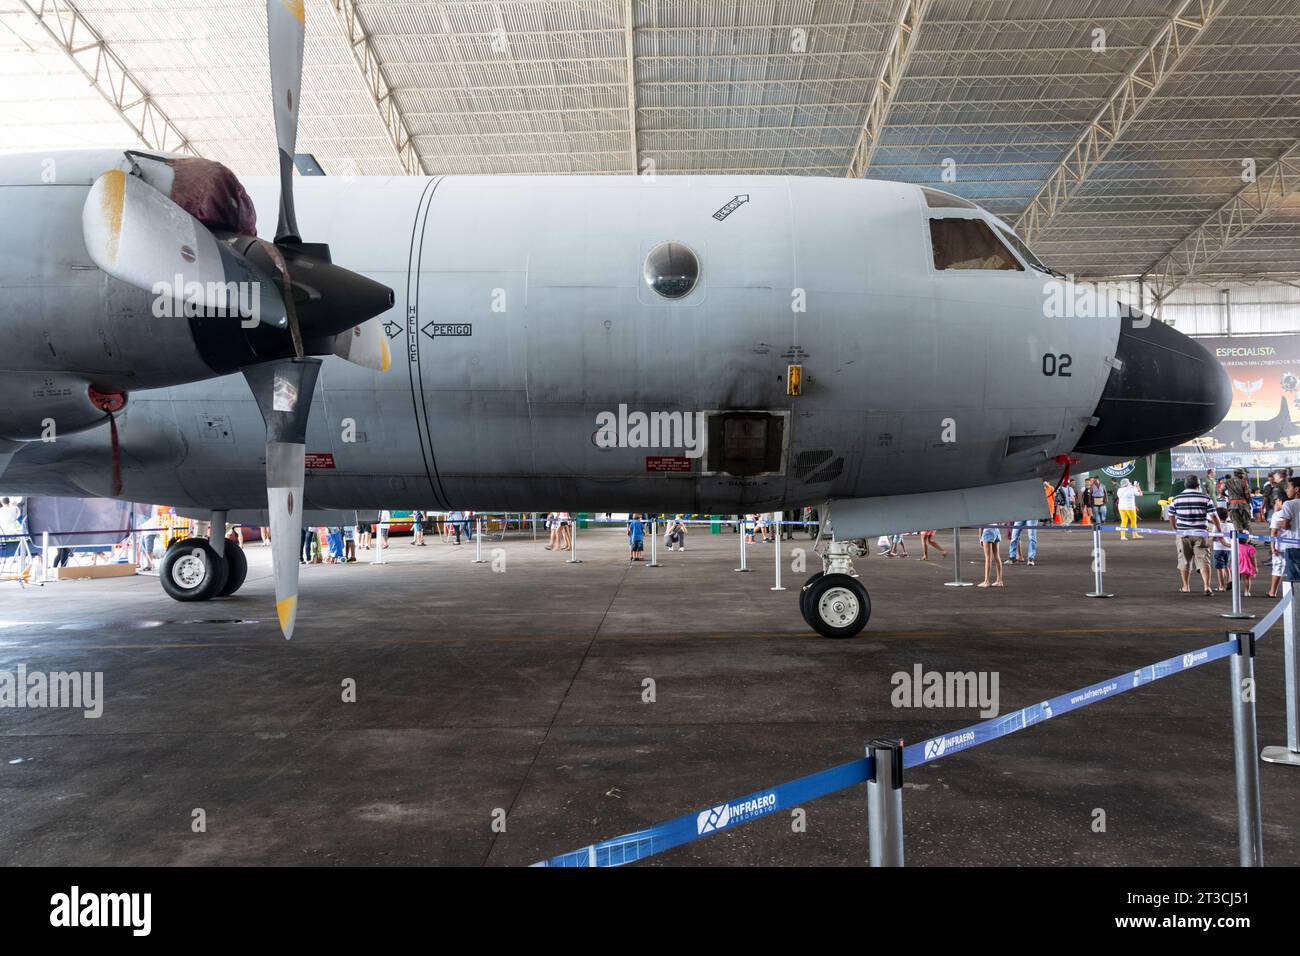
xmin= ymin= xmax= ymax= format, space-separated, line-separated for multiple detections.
xmin=276 ymin=594 xmax=297 ymax=636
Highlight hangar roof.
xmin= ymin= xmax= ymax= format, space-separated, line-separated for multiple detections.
xmin=3 ymin=0 xmax=1299 ymax=294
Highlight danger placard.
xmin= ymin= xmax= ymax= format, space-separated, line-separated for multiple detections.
xmin=646 ymin=455 xmax=692 ymax=473
xmin=305 ymin=453 xmax=336 ymax=470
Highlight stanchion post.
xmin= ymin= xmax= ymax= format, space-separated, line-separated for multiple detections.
xmin=1263 ymin=582 xmax=1300 ymax=766
xmin=41 ymin=530 xmax=50 ymax=583
xmin=771 ymin=511 xmax=785 ymax=591
xmin=1229 ymin=631 xmax=1265 ymax=866
xmin=566 ymin=514 xmax=581 ymax=564
xmin=866 ymin=739 xmax=904 ymax=867
xmin=372 ymin=518 xmax=384 ymax=565
xmin=1222 ymin=531 xmax=1254 ymax=619
xmin=648 ymin=517 xmax=659 ymax=568
xmin=735 ymin=516 xmax=751 ymax=572
xmin=473 ymin=517 xmax=486 ymax=563
xmin=1086 ymin=522 xmax=1113 ymax=598
xmin=944 ymin=527 xmax=972 ymax=587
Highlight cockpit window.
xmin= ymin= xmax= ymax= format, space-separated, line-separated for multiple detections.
xmin=928 ymin=218 xmax=1023 ymax=271
xmin=922 ymin=187 xmax=977 ymax=209
xmin=995 ymin=225 xmax=1051 ymax=274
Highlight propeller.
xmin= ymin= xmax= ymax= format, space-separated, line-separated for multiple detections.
xmin=79 ymin=0 xmax=396 ymax=639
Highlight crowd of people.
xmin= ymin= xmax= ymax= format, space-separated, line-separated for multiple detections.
xmin=1165 ymin=468 xmax=1300 ymax=599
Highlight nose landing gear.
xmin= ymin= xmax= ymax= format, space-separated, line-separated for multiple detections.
xmin=798 ymin=538 xmax=871 ymax=638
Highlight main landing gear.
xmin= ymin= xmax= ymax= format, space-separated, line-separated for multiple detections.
xmin=798 ymin=538 xmax=871 ymax=639
xmin=158 ymin=510 xmax=247 ymax=602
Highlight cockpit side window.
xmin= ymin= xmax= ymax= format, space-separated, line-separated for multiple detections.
xmin=928 ymin=218 xmax=1023 ymax=271
xmin=995 ymin=225 xmax=1051 ymax=274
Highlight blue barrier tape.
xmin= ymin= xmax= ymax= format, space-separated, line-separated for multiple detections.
xmin=533 ymin=757 xmax=871 ymax=867
xmin=1251 ymin=588 xmax=1292 ymax=637
xmin=902 ymin=637 xmax=1239 ymax=770
xmin=535 ymin=578 xmax=1292 ymax=867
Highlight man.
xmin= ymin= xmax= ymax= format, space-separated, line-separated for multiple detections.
xmin=0 ymin=497 xmax=21 ymax=538
xmin=1263 ymin=470 xmax=1287 ymax=521
xmin=0 ymin=497 xmax=23 ymax=562
xmin=1008 ymin=519 xmax=1038 ymax=566
xmin=1223 ymin=468 xmax=1252 ymax=534
xmin=1089 ymin=478 xmax=1108 ymax=526
xmin=1168 ymin=475 xmax=1222 ymax=595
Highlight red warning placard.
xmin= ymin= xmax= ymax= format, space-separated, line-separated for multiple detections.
xmin=305 ymin=453 xmax=336 ymax=470
xmin=646 ymin=455 xmax=692 ymax=473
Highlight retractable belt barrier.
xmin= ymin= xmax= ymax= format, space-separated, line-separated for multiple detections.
xmin=535 ymin=589 xmax=1293 ymax=868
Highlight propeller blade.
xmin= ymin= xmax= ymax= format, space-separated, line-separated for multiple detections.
xmin=268 ymin=0 xmax=306 ymax=243
xmin=242 ymin=357 xmax=321 ymax=640
xmin=333 ymin=317 xmax=392 ymax=371
xmin=83 ymin=169 xmax=287 ymax=329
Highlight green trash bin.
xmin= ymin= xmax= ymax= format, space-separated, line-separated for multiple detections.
xmin=710 ymin=515 xmax=721 ymax=534
xmin=577 ymin=512 xmax=588 ymax=530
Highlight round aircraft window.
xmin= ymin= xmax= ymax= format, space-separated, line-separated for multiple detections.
xmin=643 ymin=241 xmax=700 ymax=299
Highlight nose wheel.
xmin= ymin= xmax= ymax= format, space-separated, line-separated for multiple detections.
xmin=799 ymin=536 xmax=871 ymax=638
xmin=801 ymin=573 xmax=871 ymax=638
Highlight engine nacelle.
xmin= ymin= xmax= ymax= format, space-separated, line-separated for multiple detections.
xmin=0 ymin=373 xmax=121 ymax=443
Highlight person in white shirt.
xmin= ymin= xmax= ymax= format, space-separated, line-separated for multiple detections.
xmin=1211 ymin=507 xmax=1234 ymax=592
xmin=1274 ymin=478 xmax=1300 ymax=585
xmin=1115 ymin=478 xmax=1143 ymax=540
xmin=1268 ymin=505 xmax=1288 ymax=597
xmin=0 ymin=498 xmax=21 ymax=538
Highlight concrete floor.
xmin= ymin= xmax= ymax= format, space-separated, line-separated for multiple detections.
xmin=1 ymin=520 xmax=1297 ymax=866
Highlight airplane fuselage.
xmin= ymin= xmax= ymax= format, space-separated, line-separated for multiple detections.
xmin=0 ymin=150 xmax=1204 ymax=518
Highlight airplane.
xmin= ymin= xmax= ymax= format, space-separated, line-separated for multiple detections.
xmin=0 ymin=2 xmax=1231 ymax=642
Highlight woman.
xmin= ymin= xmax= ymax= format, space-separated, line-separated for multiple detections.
xmin=666 ymin=516 xmax=688 ymax=551
xmin=978 ymin=524 xmax=1004 ymax=588
xmin=1115 ymin=478 xmax=1142 ymax=539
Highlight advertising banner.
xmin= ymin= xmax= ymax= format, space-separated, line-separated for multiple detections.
xmin=1172 ymin=334 xmax=1300 ymax=473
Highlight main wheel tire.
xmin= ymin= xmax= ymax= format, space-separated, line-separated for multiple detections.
xmin=798 ymin=572 xmax=825 ymax=623
xmin=217 ymin=540 xmax=247 ymax=596
xmin=806 ymin=573 xmax=871 ymax=639
xmin=159 ymin=538 xmax=228 ymax=602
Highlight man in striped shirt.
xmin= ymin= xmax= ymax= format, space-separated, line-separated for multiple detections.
xmin=1168 ymin=475 xmax=1223 ymax=595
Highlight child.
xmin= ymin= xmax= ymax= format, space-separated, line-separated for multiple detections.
xmin=888 ymin=532 xmax=908 ymax=558
xmin=920 ymin=529 xmax=946 ymax=561
xmin=1239 ymin=533 xmax=1257 ymax=597
xmin=1269 ymin=506 xmax=1287 ymax=598
xmin=627 ymin=513 xmax=645 ymax=561
xmin=1211 ymin=507 xmax=1234 ymax=592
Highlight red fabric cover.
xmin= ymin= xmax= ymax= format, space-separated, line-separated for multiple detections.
xmin=168 ymin=157 xmax=257 ymax=235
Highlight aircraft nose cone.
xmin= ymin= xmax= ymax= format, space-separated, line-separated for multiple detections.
xmin=1073 ymin=312 xmax=1231 ymax=459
